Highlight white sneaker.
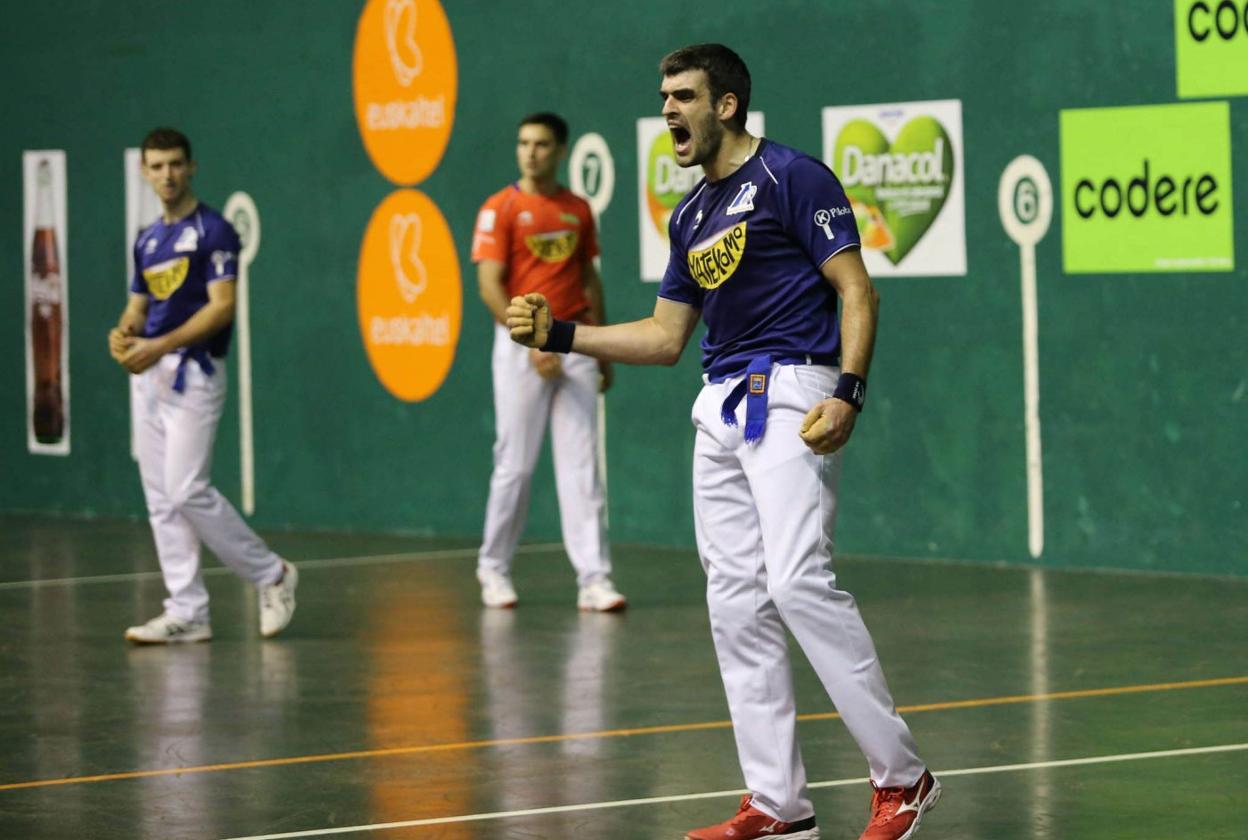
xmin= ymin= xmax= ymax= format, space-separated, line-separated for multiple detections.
xmin=478 ymin=569 xmax=518 ymax=608
xmin=259 ymin=560 xmax=298 ymax=638
xmin=577 ymin=579 xmax=627 ymax=612
xmin=124 ymin=613 xmax=213 ymax=644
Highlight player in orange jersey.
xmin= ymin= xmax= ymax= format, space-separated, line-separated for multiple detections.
xmin=471 ymin=112 xmax=625 ymax=612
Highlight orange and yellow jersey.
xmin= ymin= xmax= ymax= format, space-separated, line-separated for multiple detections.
xmin=471 ymin=184 xmax=598 ymax=322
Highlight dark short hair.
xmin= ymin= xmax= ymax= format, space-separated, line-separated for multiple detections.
xmin=518 ymin=112 xmax=569 ymax=146
xmin=141 ymin=127 xmax=193 ymax=162
xmin=659 ymin=43 xmax=751 ymax=131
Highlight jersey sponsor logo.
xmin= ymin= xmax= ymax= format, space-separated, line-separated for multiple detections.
xmin=143 ymin=257 xmax=190 ymax=300
xmin=144 ymin=237 xmax=158 ymax=255
xmin=687 ymin=222 xmax=747 ymax=289
xmin=173 ymin=226 xmax=199 ymax=253
xmin=476 ymin=208 xmax=496 ymax=233
xmin=524 ymin=230 xmax=579 ymax=263
xmin=726 ymin=181 xmax=757 ymax=215
xmin=517 ymin=210 xmax=534 ymax=226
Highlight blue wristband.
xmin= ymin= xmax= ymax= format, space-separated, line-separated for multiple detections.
xmin=542 ymin=319 xmax=576 ymax=354
xmin=832 ymin=372 xmax=866 ymax=411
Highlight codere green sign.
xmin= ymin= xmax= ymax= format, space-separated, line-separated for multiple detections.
xmin=1060 ymin=102 xmax=1233 ymax=273
xmin=1176 ymin=0 xmax=1248 ymax=97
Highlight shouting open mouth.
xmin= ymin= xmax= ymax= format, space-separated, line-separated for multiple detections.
xmin=670 ymin=124 xmax=692 ymax=158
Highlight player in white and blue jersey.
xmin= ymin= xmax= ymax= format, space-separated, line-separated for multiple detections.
xmin=109 ymin=127 xmax=297 ymax=645
xmin=506 ymin=45 xmax=940 ymax=840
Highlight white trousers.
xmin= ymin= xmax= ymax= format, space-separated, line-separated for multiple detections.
xmin=133 ymin=354 xmax=282 ymax=623
xmin=479 ymin=325 xmax=611 ymax=586
xmin=691 ymin=363 xmax=924 ymax=822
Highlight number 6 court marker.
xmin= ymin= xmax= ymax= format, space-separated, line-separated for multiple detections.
xmin=998 ymin=156 xmax=1052 ymax=559
xmin=223 ymin=192 xmax=260 ymax=516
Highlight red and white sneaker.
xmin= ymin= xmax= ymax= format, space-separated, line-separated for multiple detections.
xmin=685 ymin=795 xmax=819 ymax=840
xmin=858 ymin=770 xmax=941 ymax=840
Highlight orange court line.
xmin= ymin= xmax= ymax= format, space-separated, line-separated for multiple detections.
xmin=2 ymin=674 xmax=1244 ymax=793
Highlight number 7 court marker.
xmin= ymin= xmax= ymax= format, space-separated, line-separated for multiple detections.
xmin=223 ymin=192 xmax=260 ymax=516
xmin=570 ymin=132 xmax=617 ymax=527
xmin=998 ymin=156 xmax=1053 ymax=559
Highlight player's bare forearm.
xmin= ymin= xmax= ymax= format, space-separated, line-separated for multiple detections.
xmin=572 ymin=320 xmax=683 ymax=365
xmin=821 ymin=249 xmax=879 ymax=378
xmin=800 ymin=248 xmax=880 ymax=455
xmin=119 ymin=295 xmax=235 ymax=374
xmin=122 ymin=280 xmax=234 ymax=372
xmin=110 ymin=295 xmax=149 ymax=362
xmin=837 ymin=282 xmax=878 ymax=378
xmin=477 ymin=260 xmax=511 ymax=325
xmin=507 ymin=295 xmax=697 ymax=366
xmin=117 ymin=294 xmax=148 ymax=334
xmin=158 ymin=296 xmax=234 ymax=353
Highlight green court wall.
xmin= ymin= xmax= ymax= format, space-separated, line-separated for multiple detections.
xmin=1 ymin=1 xmax=1243 ymax=576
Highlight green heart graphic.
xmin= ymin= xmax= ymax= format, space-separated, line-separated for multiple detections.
xmin=833 ymin=116 xmax=954 ymax=265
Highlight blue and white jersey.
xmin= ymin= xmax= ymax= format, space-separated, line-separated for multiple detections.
xmin=658 ymin=139 xmax=860 ymax=381
xmin=131 ymin=203 xmax=240 ymax=358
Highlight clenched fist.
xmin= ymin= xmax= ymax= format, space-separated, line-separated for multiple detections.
xmin=799 ymin=398 xmax=858 ymax=455
xmin=505 ymin=293 xmax=551 ymax=348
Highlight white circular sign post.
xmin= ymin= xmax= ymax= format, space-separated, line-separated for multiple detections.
xmin=998 ymin=156 xmax=1052 ymax=559
xmin=223 ymin=192 xmax=261 ymax=515
xmin=568 ymin=132 xmax=615 ymax=219
xmin=568 ymin=133 xmax=615 ymax=523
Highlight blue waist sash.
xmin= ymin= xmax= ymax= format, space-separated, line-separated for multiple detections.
xmin=718 ymin=353 xmax=837 ymax=444
xmin=172 ymin=347 xmax=217 ymax=393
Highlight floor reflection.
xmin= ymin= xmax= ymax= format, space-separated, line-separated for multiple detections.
xmin=479 ymin=607 xmax=623 ymax=833
xmin=365 ymin=573 xmax=473 ymax=839
xmin=1028 ymin=567 xmax=1053 ymax=840
xmin=127 ymin=643 xmax=215 ymax=840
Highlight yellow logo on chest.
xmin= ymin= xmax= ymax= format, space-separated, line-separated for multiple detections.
xmin=143 ymin=257 xmax=190 ymax=300
xmin=524 ymin=230 xmax=579 ymax=263
xmin=687 ymin=222 xmax=747 ymax=289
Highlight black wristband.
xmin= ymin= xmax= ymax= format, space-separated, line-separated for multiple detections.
xmin=832 ymin=372 xmax=866 ymax=411
xmin=542 ymin=319 xmax=576 ymax=354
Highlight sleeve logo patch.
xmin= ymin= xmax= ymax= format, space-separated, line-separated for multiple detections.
xmin=210 ymin=250 xmax=236 ymax=276
xmin=476 ymin=208 xmax=496 ymax=233
xmin=814 ymin=206 xmax=852 ymax=240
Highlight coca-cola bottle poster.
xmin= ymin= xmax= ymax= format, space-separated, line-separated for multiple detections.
xmin=23 ymin=150 xmax=70 ymax=455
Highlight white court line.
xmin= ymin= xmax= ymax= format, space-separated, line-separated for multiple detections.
xmin=0 ymin=543 xmax=563 ymax=592
xmin=218 ymin=742 xmax=1248 ymax=840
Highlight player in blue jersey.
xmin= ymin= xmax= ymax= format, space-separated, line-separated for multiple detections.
xmin=506 ymin=45 xmax=940 ymax=840
xmin=109 ymin=127 xmax=297 ymax=644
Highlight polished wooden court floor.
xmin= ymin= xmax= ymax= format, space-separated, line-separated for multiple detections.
xmin=0 ymin=513 xmax=1244 ymax=839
